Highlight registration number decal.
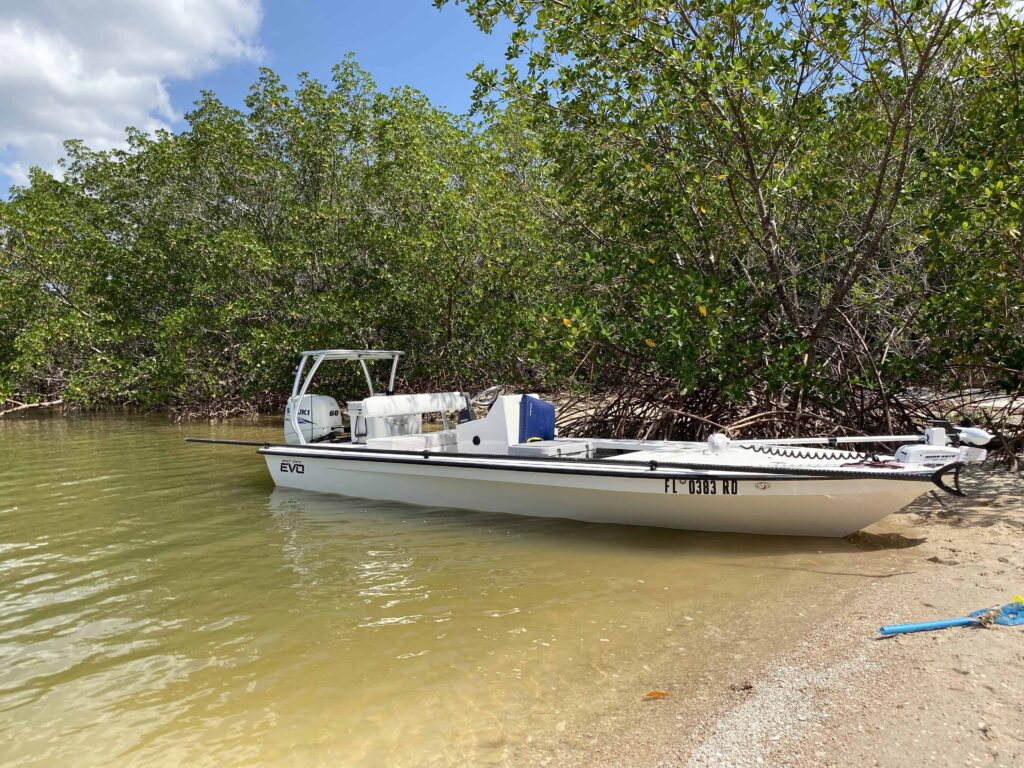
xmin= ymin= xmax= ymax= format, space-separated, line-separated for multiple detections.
xmin=664 ymin=478 xmax=738 ymax=495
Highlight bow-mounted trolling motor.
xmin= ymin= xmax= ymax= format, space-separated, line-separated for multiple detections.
xmin=914 ymin=419 xmax=994 ymax=497
xmin=924 ymin=418 xmax=994 ymax=447
xmin=894 ymin=419 xmax=993 ymax=469
xmin=950 ymin=419 xmax=995 ymax=449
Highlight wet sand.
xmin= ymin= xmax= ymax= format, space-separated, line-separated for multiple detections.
xmin=526 ymin=468 xmax=1024 ymax=767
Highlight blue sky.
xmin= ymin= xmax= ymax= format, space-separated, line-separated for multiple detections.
xmin=0 ymin=1 xmax=513 ymax=195
xmin=168 ymin=2 xmax=511 ymax=116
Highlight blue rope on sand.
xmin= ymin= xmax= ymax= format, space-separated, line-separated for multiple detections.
xmin=879 ymin=600 xmax=1024 ymax=636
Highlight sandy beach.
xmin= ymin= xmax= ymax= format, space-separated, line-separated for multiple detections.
xmin=529 ymin=468 xmax=1024 ymax=767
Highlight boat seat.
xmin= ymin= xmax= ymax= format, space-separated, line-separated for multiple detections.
xmin=364 ymin=431 xmax=458 ymax=452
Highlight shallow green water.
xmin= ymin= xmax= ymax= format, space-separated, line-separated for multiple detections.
xmin=0 ymin=414 xmax=896 ymax=766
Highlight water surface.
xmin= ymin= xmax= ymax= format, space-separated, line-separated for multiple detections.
xmin=0 ymin=414 xmax=902 ymax=766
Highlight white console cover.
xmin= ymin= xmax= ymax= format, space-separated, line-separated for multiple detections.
xmin=364 ymin=431 xmax=458 ymax=452
xmin=359 ymin=392 xmax=465 ymax=417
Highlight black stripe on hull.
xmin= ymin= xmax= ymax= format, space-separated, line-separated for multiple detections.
xmin=258 ymin=445 xmax=945 ymax=485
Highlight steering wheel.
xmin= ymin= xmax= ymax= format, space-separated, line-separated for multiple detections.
xmin=470 ymin=385 xmax=504 ymax=408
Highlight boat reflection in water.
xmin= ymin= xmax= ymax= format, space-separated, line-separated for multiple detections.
xmin=258 ymin=485 xmax=914 ymax=764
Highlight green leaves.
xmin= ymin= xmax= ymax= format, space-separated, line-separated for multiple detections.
xmin=4 ymin=4 xmax=1022 ymax=421
xmin=0 ymin=57 xmax=570 ymax=409
xmin=436 ymin=0 xmax=1022 ymax=413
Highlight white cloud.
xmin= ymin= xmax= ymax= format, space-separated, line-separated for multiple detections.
xmin=0 ymin=0 xmax=263 ymax=186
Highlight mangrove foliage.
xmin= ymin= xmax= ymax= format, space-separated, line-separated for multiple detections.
xmin=2 ymin=1 xmax=1022 ymax=440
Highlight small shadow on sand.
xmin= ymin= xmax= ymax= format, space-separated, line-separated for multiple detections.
xmin=844 ymin=531 xmax=927 ymax=551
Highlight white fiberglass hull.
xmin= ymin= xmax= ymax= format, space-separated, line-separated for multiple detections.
xmin=260 ymin=446 xmax=932 ymax=537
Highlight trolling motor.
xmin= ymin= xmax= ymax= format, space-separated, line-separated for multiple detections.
xmin=894 ymin=419 xmax=994 ymax=467
xmin=893 ymin=419 xmax=995 ymax=497
xmin=952 ymin=420 xmax=995 ymax=449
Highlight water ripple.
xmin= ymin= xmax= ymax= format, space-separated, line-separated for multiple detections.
xmin=0 ymin=413 xmax=869 ymax=767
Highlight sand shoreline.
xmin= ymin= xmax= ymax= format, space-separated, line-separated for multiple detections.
xmin=529 ymin=468 xmax=1024 ymax=767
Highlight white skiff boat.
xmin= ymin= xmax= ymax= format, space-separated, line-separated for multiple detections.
xmin=189 ymin=349 xmax=994 ymax=537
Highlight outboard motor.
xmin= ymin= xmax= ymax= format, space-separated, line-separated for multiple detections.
xmin=284 ymin=395 xmax=344 ymax=444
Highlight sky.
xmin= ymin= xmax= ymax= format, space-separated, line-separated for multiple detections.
xmin=0 ymin=0 xmax=513 ymax=195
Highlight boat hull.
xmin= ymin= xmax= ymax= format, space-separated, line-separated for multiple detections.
xmin=260 ymin=448 xmax=929 ymax=537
